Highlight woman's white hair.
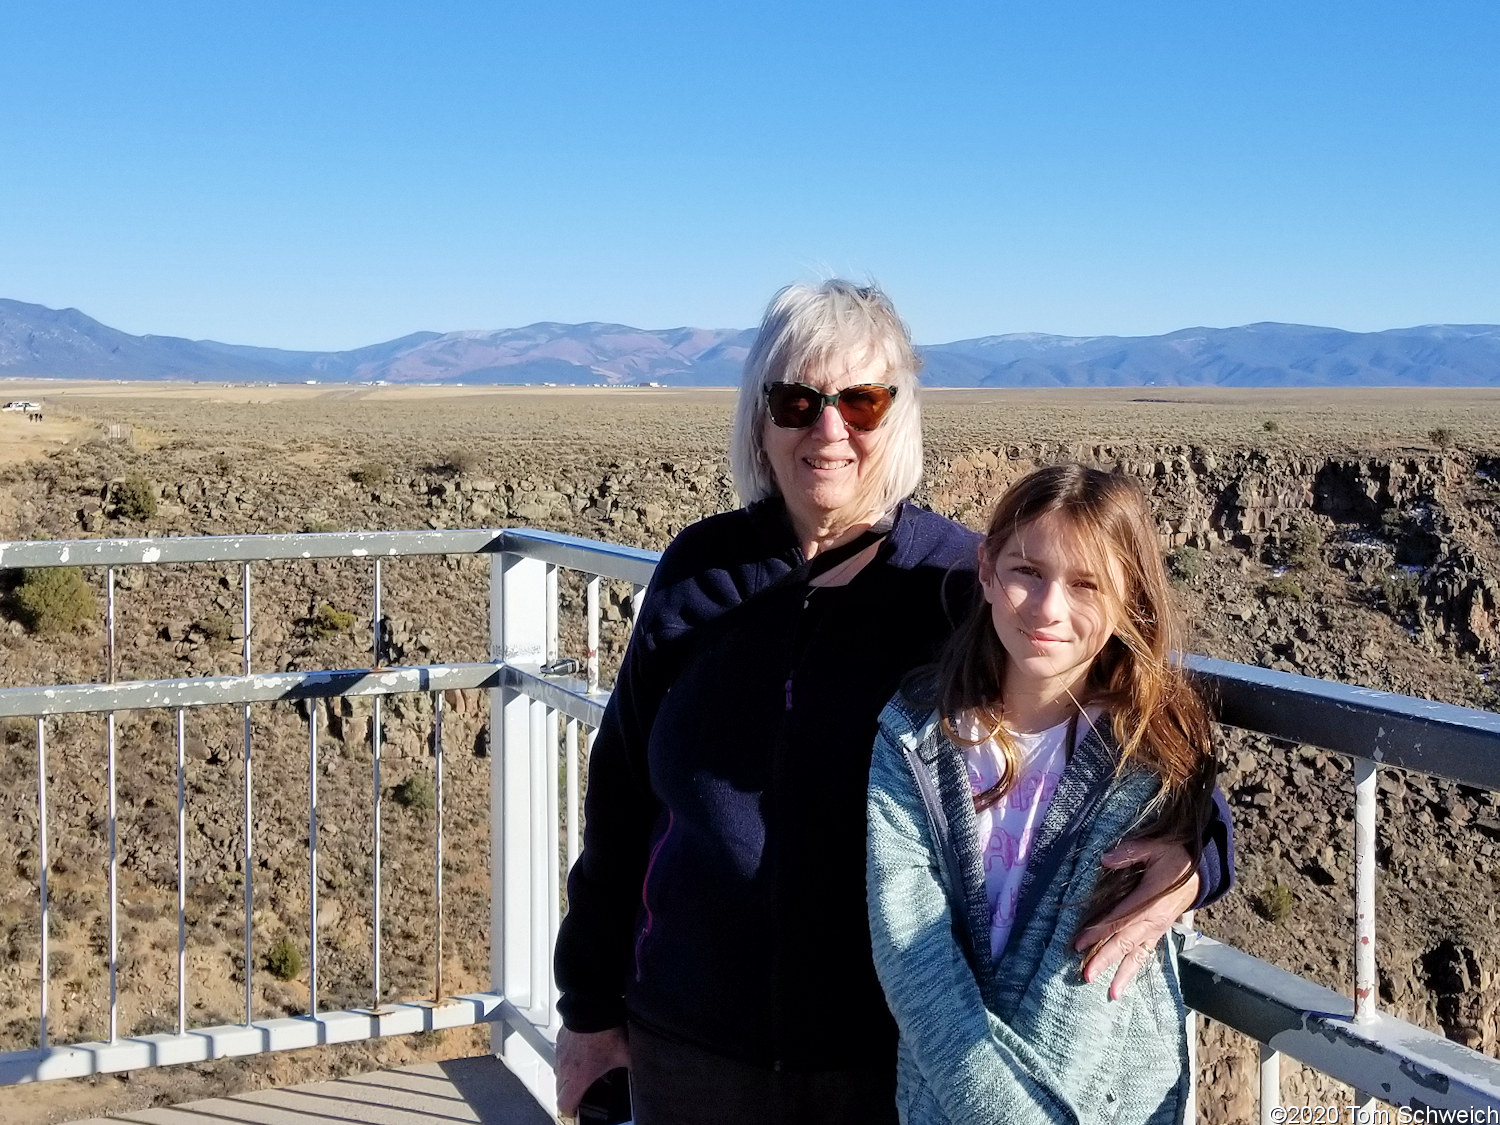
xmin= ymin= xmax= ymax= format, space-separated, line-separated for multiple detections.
xmin=730 ymin=280 xmax=924 ymax=512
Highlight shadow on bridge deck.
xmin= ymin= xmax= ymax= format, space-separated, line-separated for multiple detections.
xmin=68 ymin=1056 xmax=554 ymax=1125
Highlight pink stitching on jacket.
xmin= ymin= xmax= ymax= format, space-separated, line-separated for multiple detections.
xmin=634 ymin=810 xmax=674 ymax=982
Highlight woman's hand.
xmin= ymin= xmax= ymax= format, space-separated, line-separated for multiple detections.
xmin=1073 ymin=838 xmax=1199 ymax=1001
xmin=555 ymin=1026 xmax=631 ymax=1119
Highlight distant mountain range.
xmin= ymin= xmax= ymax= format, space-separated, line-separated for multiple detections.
xmin=3 ymin=298 xmax=1498 ymax=387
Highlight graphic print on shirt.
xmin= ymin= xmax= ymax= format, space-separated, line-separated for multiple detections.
xmin=961 ymin=716 xmax=1071 ymax=959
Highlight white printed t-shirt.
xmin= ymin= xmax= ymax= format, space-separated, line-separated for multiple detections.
xmin=958 ymin=711 xmax=1085 ymax=960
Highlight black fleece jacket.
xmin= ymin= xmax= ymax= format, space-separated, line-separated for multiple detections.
xmin=554 ymin=498 xmax=1232 ymax=1070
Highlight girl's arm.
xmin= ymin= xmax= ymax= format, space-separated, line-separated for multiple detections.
xmin=868 ymin=720 xmax=1167 ymax=1125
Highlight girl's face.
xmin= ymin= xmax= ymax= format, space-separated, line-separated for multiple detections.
xmin=979 ymin=511 xmax=1122 ymax=709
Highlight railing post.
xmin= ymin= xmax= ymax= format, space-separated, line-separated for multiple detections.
xmin=105 ymin=568 xmax=119 ymax=1044
xmin=543 ymin=566 xmax=561 ymax=1033
xmin=241 ymin=562 xmax=255 ymax=1026
xmin=371 ymin=559 xmax=383 ymax=1010
xmin=36 ymin=718 xmax=49 ymax=1050
xmin=432 ymin=690 xmax=445 ymax=1004
xmin=1259 ymin=1042 xmax=1280 ymax=1125
xmin=1353 ymin=756 xmax=1379 ymax=1112
xmin=175 ymin=710 xmax=188 ymax=1036
xmin=489 ymin=550 xmax=555 ymax=1110
xmin=585 ymin=576 xmax=600 ymax=692
xmin=1353 ymin=757 xmax=1377 ymax=1023
xmin=308 ymin=705 xmax=320 ymax=1017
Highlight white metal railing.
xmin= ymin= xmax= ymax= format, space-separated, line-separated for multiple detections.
xmin=0 ymin=528 xmax=651 ymax=1111
xmin=1 ymin=528 xmax=1498 ymax=1122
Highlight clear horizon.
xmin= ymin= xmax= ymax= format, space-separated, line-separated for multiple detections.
xmin=3 ymin=1 xmax=1497 ymax=351
xmin=6 ymin=295 xmax=1498 ymax=353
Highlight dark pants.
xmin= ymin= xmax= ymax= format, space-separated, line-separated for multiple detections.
xmin=627 ymin=1021 xmax=899 ymax=1125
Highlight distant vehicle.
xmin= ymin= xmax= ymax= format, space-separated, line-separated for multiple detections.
xmin=3 ymin=401 xmax=42 ymax=412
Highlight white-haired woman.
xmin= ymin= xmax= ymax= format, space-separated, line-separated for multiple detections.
xmin=553 ymin=281 xmax=1232 ymax=1125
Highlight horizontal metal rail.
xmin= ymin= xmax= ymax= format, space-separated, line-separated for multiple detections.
xmin=0 ymin=529 xmax=506 ymax=569
xmin=1187 ymin=654 xmax=1500 ymax=790
xmin=501 ymin=529 xmax=658 ymax=587
xmin=0 ymin=662 xmax=500 ymax=717
xmin=0 ymin=527 xmax=659 ymax=586
xmin=505 ymin=664 xmax=608 ymax=728
xmin=1181 ymin=937 xmax=1500 ymax=1113
xmin=0 ymin=662 xmax=603 ymax=727
xmin=0 ymin=993 xmax=508 ymax=1085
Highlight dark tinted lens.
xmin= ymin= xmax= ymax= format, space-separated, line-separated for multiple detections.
xmin=766 ymin=383 xmax=823 ymax=428
xmin=835 ymin=385 xmax=894 ymax=431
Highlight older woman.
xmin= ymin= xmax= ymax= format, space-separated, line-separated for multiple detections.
xmin=553 ymin=281 xmax=1230 ymax=1125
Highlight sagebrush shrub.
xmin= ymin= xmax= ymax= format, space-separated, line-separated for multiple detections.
xmin=197 ymin=613 xmax=235 ymax=643
xmin=308 ymin=603 xmax=356 ymax=638
xmin=113 ymin=474 xmax=158 ymax=521
xmin=1256 ymin=881 xmax=1294 ymax=923
xmin=1262 ymin=575 xmax=1305 ymax=601
xmin=439 ymin=448 xmax=480 ymax=475
xmin=1285 ymin=520 xmax=1323 ymax=570
xmin=265 ymin=936 xmax=302 ymax=981
xmin=393 ymin=774 xmax=436 ymax=812
xmin=11 ymin=568 xmax=97 ymax=634
xmin=350 ymin=461 xmax=389 ymax=487
xmin=1166 ymin=546 xmax=1202 ymax=583
xmin=1381 ymin=570 xmax=1422 ymax=616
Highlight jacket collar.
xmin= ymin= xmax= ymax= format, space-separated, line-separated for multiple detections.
xmin=747 ymin=495 xmax=914 ymax=568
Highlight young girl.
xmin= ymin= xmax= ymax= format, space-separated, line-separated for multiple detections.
xmin=867 ymin=463 xmax=1216 ymax=1125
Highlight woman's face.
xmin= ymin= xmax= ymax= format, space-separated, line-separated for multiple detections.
xmin=762 ymin=357 xmax=890 ymax=536
xmin=979 ymin=512 xmax=1121 ymax=707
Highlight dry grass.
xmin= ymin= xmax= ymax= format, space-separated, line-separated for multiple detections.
xmin=6 ymin=381 xmax=1497 ymax=460
xmin=0 ymin=412 xmax=95 ymax=467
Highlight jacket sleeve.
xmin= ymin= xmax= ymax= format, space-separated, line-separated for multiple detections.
xmin=1192 ymin=786 xmax=1235 ymax=909
xmin=553 ymin=599 xmax=671 ymax=1033
xmin=867 ymin=721 xmax=1170 ymax=1125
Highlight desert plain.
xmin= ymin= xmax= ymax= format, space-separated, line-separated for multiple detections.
xmin=0 ymin=381 xmax=1498 ymax=1123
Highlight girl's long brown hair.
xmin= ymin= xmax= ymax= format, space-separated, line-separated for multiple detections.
xmin=925 ymin=463 xmax=1217 ymax=920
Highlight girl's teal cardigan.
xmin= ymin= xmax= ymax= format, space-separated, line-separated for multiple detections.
xmin=866 ymin=691 xmax=1191 ymax=1125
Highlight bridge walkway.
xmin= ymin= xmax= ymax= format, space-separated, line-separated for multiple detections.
xmin=69 ymin=1056 xmax=552 ymax=1125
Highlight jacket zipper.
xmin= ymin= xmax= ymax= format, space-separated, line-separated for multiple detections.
xmin=783 ymin=592 xmax=812 ymax=711
xmin=769 ymin=588 xmax=819 ymax=1066
xmin=633 ymin=809 xmax=675 ymax=982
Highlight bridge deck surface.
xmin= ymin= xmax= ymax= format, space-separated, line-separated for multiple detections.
xmin=68 ymin=1056 xmax=553 ymax=1125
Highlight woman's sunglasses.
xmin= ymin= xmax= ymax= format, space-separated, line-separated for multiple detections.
xmin=763 ymin=382 xmax=899 ymax=432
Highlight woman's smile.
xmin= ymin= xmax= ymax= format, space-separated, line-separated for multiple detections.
xmin=762 ymin=358 xmax=890 ymax=549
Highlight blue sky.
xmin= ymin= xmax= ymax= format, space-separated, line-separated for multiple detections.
xmin=2 ymin=1 xmax=1497 ymax=350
